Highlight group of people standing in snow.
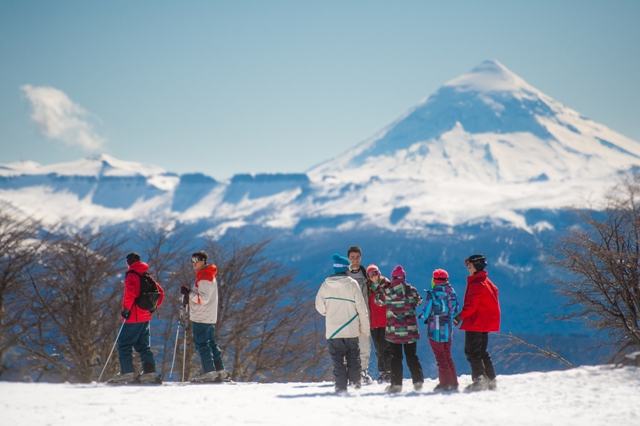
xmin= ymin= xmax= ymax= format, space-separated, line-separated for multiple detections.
xmin=107 ymin=250 xmax=229 ymax=385
xmin=104 ymin=243 xmax=500 ymax=393
xmin=315 ymin=246 xmax=501 ymax=393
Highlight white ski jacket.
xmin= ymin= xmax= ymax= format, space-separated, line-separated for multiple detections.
xmin=315 ymin=274 xmax=370 ymax=340
xmin=188 ymin=264 xmax=219 ymax=324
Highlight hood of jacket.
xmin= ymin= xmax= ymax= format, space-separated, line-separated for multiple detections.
xmin=196 ymin=263 xmax=218 ymax=283
xmin=129 ymin=261 xmax=149 ymax=275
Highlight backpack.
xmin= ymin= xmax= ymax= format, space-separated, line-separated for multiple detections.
xmin=126 ymin=270 xmax=161 ymax=313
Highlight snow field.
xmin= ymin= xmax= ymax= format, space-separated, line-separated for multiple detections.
xmin=2 ymin=366 xmax=638 ymax=426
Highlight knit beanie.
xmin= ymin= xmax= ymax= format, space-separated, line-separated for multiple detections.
xmin=126 ymin=252 xmax=141 ymax=266
xmin=332 ymin=253 xmax=350 ymax=274
xmin=391 ymin=265 xmax=406 ymax=284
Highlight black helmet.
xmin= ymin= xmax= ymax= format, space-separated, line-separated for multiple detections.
xmin=465 ymin=254 xmax=487 ymax=271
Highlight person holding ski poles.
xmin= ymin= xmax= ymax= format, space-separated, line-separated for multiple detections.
xmin=108 ymin=252 xmax=164 ymax=384
xmin=180 ymin=250 xmax=229 ymax=382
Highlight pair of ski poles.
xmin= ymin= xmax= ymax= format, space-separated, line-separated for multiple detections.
xmin=98 ymin=303 xmax=189 ymax=383
xmin=169 ymin=303 xmax=189 ymax=382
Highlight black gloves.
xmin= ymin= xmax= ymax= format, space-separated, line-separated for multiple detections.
xmin=121 ymin=308 xmax=131 ymax=319
xmin=180 ymin=286 xmax=190 ymax=296
xmin=453 ymin=315 xmax=461 ymax=326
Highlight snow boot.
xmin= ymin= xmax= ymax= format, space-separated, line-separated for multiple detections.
xmin=488 ymin=378 xmax=497 ymax=390
xmin=361 ymin=371 xmax=373 ymax=384
xmin=107 ymin=372 xmax=135 ymax=384
xmin=465 ymin=376 xmax=489 ymax=392
xmin=433 ymin=383 xmax=458 ymax=392
xmin=137 ymin=372 xmax=161 ymax=384
xmin=413 ymin=381 xmax=423 ymax=391
xmin=385 ymin=384 xmax=402 ymax=393
xmin=191 ymin=371 xmax=219 ymax=382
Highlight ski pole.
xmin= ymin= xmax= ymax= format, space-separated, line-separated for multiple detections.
xmin=98 ymin=318 xmax=127 ymax=382
xmin=169 ymin=310 xmax=182 ymax=379
xmin=182 ymin=304 xmax=188 ymax=383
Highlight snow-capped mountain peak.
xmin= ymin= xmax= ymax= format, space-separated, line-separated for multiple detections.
xmin=443 ymin=60 xmax=539 ymax=94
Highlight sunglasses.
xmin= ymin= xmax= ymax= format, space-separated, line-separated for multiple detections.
xmin=367 ymin=270 xmax=380 ymax=279
xmin=191 ymin=258 xmax=203 ymax=264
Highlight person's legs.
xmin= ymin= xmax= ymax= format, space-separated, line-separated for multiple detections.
xmin=344 ymin=337 xmax=361 ymax=385
xmin=389 ymin=342 xmax=404 ymax=386
xmin=403 ymin=342 xmax=424 ymax=385
xmin=429 ymin=338 xmax=450 ymax=385
xmin=370 ymin=328 xmax=385 ymax=376
xmin=328 ymin=339 xmax=348 ymax=390
xmin=117 ymin=322 xmax=143 ymax=374
xmin=358 ymin=335 xmax=371 ymax=376
xmin=465 ymin=331 xmax=487 ymax=380
xmin=132 ymin=321 xmax=156 ymax=373
xmin=206 ymin=324 xmax=224 ymax=370
xmin=443 ymin=340 xmax=458 ymax=387
xmin=481 ymin=334 xmax=496 ymax=380
xmin=192 ymin=322 xmax=215 ymax=373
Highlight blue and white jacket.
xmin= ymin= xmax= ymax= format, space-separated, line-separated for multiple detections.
xmin=423 ymin=282 xmax=460 ymax=342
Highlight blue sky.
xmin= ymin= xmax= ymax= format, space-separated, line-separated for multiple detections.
xmin=1 ymin=0 xmax=638 ymax=180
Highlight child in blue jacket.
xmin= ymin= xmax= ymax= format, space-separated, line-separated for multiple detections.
xmin=423 ymin=269 xmax=460 ymax=391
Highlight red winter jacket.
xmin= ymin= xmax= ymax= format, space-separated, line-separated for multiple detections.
xmin=121 ymin=261 xmax=164 ymax=323
xmin=459 ymin=270 xmax=500 ymax=332
xmin=368 ymin=277 xmax=389 ymax=329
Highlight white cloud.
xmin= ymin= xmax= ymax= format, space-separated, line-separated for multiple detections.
xmin=21 ymin=85 xmax=106 ymax=151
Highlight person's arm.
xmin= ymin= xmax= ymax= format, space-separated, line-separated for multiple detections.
xmin=354 ymin=283 xmax=370 ymax=336
xmin=123 ymin=272 xmax=139 ymax=310
xmin=459 ymin=284 xmax=481 ymax=320
xmin=315 ymin=285 xmax=326 ymax=316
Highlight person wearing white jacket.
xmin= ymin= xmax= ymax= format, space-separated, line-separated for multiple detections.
xmin=180 ymin=250 xmax=229 ymax=382
xmin=316 ymin=253 xmax=370 ymax=392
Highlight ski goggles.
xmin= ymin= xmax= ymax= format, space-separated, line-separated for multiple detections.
xmin=191 ymin=257 xmax=204 ymax=264
xmin=367 ymin=269 xmax=380 ymax=279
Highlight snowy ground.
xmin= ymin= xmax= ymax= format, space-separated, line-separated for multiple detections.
xmin=2 ymin=366 xmax=638 ymax=426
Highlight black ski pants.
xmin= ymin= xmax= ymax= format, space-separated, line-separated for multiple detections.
xmin=389 ymin=342 xmax=424 ymax=386
xmin=371 ymin=327 xmax=392 ymax=377
xmin=464 ymin=331 xmax=496 ymax=380
xmin=328 ymin=337 xmax=361 ymax=390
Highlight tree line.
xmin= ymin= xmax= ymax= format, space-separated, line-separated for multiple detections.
xmin=0 ymin=212 xmax=328 ymax=383
xmin=2 ymin=173 xmax=640 ymax=382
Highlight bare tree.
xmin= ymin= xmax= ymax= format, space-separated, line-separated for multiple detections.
xmin=204 ymin=235 xmax=328 ymax=382
xmin=494 ymin=333 xmax=574 ymax=370
xmin=547 ymin=174 xmax=640 ymax=360
xmin=0 ymin=206 xmax=46 ymax=379
xmin=136 ymin=221 xmax=196 ymax=379
xmin=13 ymin=229 xmax=125 ymax=382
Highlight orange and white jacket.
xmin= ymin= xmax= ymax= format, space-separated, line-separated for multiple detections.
xmin=188 ymin=263 xmax=219 ymax=324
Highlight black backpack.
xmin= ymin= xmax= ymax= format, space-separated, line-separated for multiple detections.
xmin=126 ymin=270 xmax=161 ymax=313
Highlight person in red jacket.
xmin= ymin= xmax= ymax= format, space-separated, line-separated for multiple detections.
xmin=366 ymin=264 xmax=392 ymax=383
xmin=454 ymin=254 xmax=500 ymax=392
xmin=108 ymin=252 xmax=164 ymax=384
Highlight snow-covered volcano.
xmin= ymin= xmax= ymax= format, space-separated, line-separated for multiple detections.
xmin=1 ymin=61 xmax=639 ymax=232
xmin=310 ymin=60 xmax=639 ymax=185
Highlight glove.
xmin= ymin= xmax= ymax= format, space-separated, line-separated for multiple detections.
xmin=182 ymin=294 xmax=189 ymax=306
xmin=121 ymin=308 xmax=131 ymax=319
xmin=180 ymin=286 xmax=190 ymax=295
xmin=453 ymin=315 xmax=461 ymax=326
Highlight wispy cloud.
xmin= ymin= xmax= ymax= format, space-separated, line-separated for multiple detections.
xmin=21 ymin=85 xmax=106 ymax=151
